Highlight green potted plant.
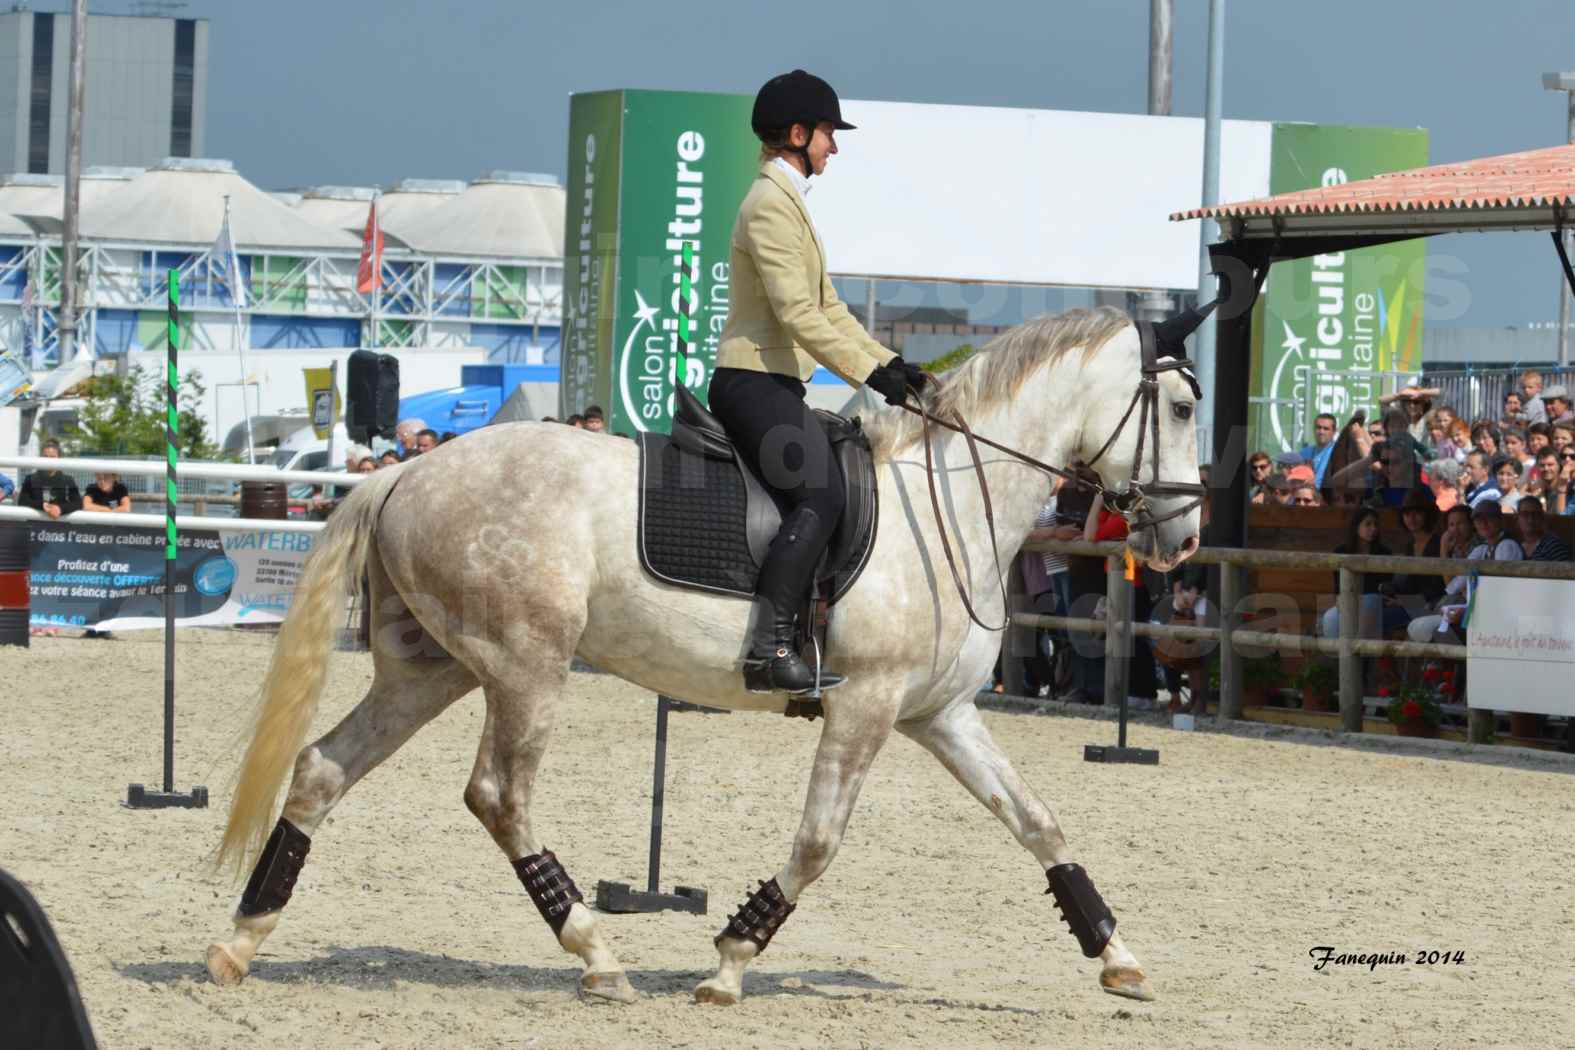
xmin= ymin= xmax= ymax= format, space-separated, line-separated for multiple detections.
xmin=1295 ymin=659 xmax=1338 ymax=712
xmin=1382 ymin=682 xmax=1443 ymax=738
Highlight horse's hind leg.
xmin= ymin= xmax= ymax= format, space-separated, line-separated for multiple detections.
xmin=205 ymin=654 xmax=476 ymax=986
xmin=898 ymin=700 xmax=1155 ymax=1002
xmin=459 ymin=618 xmax=636 ymax=1004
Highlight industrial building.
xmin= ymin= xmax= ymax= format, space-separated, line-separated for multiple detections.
xmin=0 ymin=5 xmax=207 ymax=174
xmin=0 ymin=157 xmax=565 ymax=362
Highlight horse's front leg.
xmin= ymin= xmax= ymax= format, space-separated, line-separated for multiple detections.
xmin=694 ymin=696 xmax=897 ymax=1005
xmin=899 ymin=700 xmax=1155 ymax=1002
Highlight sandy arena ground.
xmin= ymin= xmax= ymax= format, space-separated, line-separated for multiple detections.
xmin=3 ymin=627 xmax=1574 ymax=1050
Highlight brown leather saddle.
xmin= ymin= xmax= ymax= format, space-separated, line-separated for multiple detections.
xmin=637 ymin=384 xmax=878 ymax=603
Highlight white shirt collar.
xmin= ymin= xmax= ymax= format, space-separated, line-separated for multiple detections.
xmin=772 ymin=156 xmax=812 ymax=198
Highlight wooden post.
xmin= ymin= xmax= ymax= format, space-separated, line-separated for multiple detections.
xmin=1102 ymin=558 xmax=1133 ymax=726
xmin=1002 ymin=555 xmax=1031 ymax=697
xmin=1217 ymin=561 xmax=1242 ymax=721
xmin=1338 ymin=567 xmax=1361 ymax=732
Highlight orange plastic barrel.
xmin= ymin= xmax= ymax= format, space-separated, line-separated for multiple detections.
xmin=0 ymin=520 xmax=29 ymax=647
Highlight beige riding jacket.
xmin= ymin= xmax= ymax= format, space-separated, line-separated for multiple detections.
xmin=715 ymin=161 xmax=897 ymax=385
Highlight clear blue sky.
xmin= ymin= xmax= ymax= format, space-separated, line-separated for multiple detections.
xmin=117 ymin=0 xmax=1575 ymax=327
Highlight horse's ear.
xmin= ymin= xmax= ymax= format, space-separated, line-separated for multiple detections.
xmin=1153 ymin=301 xmax=1215 ymax=352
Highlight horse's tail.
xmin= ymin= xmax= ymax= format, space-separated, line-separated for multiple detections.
xmin=216 ymin=465 xmax=403 ymax=879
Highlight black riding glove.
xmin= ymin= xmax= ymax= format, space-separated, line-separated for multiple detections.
xmin=900 ymin=360 xmax=934 ymax=397
xmin=865 ymin=358 xmax=912 ymax=406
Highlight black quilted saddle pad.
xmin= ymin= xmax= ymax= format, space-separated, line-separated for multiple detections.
xmin=637 ymin=434 xmax=762 ymax=598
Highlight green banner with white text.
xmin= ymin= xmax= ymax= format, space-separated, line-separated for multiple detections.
xmin=561 ymin=89 xmax=758 ymax=435
xmin=559 ymin=91 xmax=625 ymax=423
xmin=1252 ymin=123 xmax=1430 ymax=455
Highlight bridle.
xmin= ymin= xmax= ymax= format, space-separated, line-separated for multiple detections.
xmin=1080 ymin=318 xmax=1208 ymax=532
xmin=902 ymin=316 xmax=1209 ymax=633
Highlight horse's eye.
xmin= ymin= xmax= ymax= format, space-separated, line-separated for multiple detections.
xmin=1173 ymin=403 xmax=1193 ymax=422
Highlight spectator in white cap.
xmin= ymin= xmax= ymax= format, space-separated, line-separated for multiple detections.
xmin=1542 ymin=385 xmax=1573 ymax=426
xmin=394 ymin=418 xmax=428 ymax=459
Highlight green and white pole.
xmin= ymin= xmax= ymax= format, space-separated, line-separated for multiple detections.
xmin=162 ymin=269 xmax=178 ymax=793
xmin=127 ymin=269 xmax=207 ymax=808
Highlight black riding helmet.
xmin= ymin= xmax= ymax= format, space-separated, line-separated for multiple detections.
xmin=752 ymin=69 xmax=855 ymax=178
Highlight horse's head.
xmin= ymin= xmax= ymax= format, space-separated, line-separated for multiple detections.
xmin=1075 ymin=310 xmax=1207 ymax=572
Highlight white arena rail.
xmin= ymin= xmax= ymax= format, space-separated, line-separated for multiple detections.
xmin=0 ymin=455 xmax=360 ymax=532
xmin=0 ymin=505 xmax=326 ymax=533
xmin=0 ymin=455 xmax=367 ymax=490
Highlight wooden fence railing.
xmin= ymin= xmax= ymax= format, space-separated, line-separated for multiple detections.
xmin=1015 ymin=539 xmax=1575 ymax=744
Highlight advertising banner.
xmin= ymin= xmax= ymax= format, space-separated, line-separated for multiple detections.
xmin=303 ymin=366 xmax=341 ymax=440
xmin=607 ymin=91 xmax=756 ymax=435
xmin=1466 ymin=577 xmax=1575 ymax=717
xmin=560 ymin=90 xmax=758 ymax=435
xmin=28 ymin=520 xmax=314 ymax=630
xmin=1251 ymin=123 xmax=1430 ymax=454
xmin=559 ymin=90 xmax=626 ymax=426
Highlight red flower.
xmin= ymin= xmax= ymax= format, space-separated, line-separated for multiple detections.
xmin=1402 ymin=700 xmax=1423 ymax=719
xmin=1441 ymin=670 xmax=1456 ymax=682
xmin=1422 ymin=667 xmax=1441 ymax=684
xmin=1377 ymin=687 xmax=1391 ymax=697
xmin=1439 ymin=682 xmax=1455 ymax=696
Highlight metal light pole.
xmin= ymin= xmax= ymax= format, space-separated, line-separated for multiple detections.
xmin=1148 ymin=0 xmax=1172 ymax=117
xmin=1543 ymin=71 xmax=1575 ymax=367
xmin=1195 ymin=0 xmax=1225 ymax=450
xmin=1137 ymin=0 xmax=1176 ymax=325
xmin=59 ymin=0 xmax=87 ymax=362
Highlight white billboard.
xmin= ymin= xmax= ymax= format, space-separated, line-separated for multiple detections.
xmin=810 ymin=101 xmax=1273 ymax=290
xmin=1467 ymin=577 xmax=1575 ymax=717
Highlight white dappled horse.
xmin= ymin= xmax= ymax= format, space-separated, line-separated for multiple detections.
xmin=207 ymin=306 xmax=1202 ymax=1008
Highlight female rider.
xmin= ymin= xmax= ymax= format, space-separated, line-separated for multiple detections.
xmin=707 ymin=70 xmax=928 ymax=695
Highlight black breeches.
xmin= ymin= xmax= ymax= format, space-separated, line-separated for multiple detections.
xmin=706 ymin=367 xmax=845 ymax=525
xmin=707 ymin=367 xmax=845 ymax=611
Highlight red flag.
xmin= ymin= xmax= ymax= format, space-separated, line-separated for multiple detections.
xmin=356 ymin=197 xmax=384 ymax=294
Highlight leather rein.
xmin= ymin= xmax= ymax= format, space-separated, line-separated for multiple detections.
xmin=901 ymin=320 xmax=1208 ymax=633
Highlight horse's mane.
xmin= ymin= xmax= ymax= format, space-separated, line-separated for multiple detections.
xmin=864 ymin=306 xmax=1133 ymax=463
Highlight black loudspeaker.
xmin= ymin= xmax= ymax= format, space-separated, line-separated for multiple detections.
xmin=346 ymin=350 xmax=399 ymax=442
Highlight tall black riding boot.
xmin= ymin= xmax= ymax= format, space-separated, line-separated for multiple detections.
xmin=744 ymin=506 xmax=846 ymax=695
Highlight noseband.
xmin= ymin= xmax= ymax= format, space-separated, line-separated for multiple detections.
xmin=904 ymin=318 xmax=1208 ymax=632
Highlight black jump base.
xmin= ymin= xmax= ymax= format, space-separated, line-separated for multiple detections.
xmin=126 ymin=783 xmax=209 ymax=809
xmin=1083 ymin=745 xmax=1160 ymax=765
xmin=594 ymin=880 xmax=708 ymax=915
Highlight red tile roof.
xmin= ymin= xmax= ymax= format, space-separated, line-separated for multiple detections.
xmin=1172 ymin=142 xmax=1575 ymax=223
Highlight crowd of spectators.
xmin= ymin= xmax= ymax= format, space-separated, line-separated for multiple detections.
xmin=1002 ymin=371 xmax=1575 ymax=713
xmin=1249 ymin=372 xmax=1575 ymax=519
xmin=539 ymin=404 xmax=637 ymax=440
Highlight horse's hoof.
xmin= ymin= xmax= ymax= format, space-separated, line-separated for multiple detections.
xmin=1100 ymin=966 xmax=1156 ymax=1002
xmin=579 ymin=971 xmax=638 ymax=1005
xmin=693 ymin=977 xmax=741 ymax=1005
xmin=205 ymin=943 xmax=248 ymax=988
